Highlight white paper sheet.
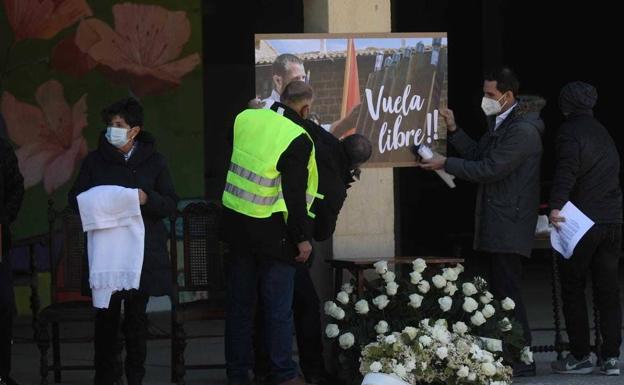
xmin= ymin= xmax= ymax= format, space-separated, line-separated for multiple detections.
xmin=550 ymin=201 xmax=595 ymax=259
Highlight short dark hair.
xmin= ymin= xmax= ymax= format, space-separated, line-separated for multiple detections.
xmin=484 ymin=67 xmax=520 ymax=96
xmin=281 ymin=81 xmax=314 ymax=105
xmin=272 ymin=53 xmax=303 ymax=77
xmin=342 ymin=134 xmax=372 ymax=167
xmin=101 ymin=97 xmax=144 ymax=127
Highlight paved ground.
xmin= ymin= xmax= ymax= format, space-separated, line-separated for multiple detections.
xmin=8 ymin=260 xmax=624 ymax=385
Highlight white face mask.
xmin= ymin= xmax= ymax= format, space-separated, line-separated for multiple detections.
xmin=105 ymin=126 xmax=130 ymax=148
xmin=481 ymin=94 xmax=506 ymax=116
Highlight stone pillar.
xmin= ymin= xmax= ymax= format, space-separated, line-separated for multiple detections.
xmin=303 ymin=0 xmax=394 ymax=304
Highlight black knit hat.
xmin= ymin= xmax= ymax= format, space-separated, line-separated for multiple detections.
xmin=559 ymin=81 xmax=598 ymax=114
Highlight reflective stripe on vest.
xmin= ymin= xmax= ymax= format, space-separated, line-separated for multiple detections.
xmin=229 ymin=162 xmax=280 ymax=187
xmin=224 ymin=182 xmax=315 ymax=206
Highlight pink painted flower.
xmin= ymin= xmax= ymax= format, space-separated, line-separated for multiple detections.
xmin=75 ymin=3 xmax=201 ymax=97
xmin=2 ymin=0 xmax=92 ymax=41
xmin=1 ymin=80 xmax=88 ymax=193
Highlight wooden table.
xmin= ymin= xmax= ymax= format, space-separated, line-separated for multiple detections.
xmin=326 ymin=256 xmax=464 ymax=295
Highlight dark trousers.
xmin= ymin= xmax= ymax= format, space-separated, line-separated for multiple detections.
xmin=0 ymin=306 xmax=12 ymax=380
xmin=559 ymin=224 xmax=622 ymax=359
xmin=225 ymin=249 xmax=297 ymax=384
xmin=94 ymin=290 xmax=149 ymax=385
xmin=467 ymin=252 xmax=532 ymax=346
xmin=255 ymin=263 xmax=325 ymax=381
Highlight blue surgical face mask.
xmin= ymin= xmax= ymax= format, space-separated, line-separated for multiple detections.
xmin=105 ymin=126 xmax=130 ymax=148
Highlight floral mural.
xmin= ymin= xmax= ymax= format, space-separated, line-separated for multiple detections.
xmin=1 ymin=80 xmax=88 ymax=193
xmin=0 ymin=0 xmax=203 ymax=238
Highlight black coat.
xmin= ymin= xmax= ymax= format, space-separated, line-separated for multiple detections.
xmin=549 ymin=111 xmax=622 ymax=224
xmin=445 ymin=96 xmax=545 ymax=257
xmin=0 ymin=137 xmax=25 ymax=311
xmin=68 ymin=131 xmax=178 ymax=297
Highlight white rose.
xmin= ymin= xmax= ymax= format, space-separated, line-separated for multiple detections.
xmin=436 ymin=346 xmax=449 ymax=360
xmin=420 ymin=318 xmax=431 ymax=328
xmin=462 ymin=283 xmax=478 ymax=296
xmin=382 ymin=271 xmax=396 ymax=283
xmin=386 ymin=281 xmax=399 ymax=296
xmin=325 ymin=324 xmax=339 ymax=338
xmin=481 ymin=362 xmax=497 ymax=377
xmin=384 ymin=334 xmax=397 ymax=344
xmin=336 ymin=291 xmax=350 ymax=305
xmin=339 ymin=332 xmax=355 ymax=349
xmin=408 ymin=293 xmax=423 ymax=309
xmin=419 ymin=335 xmax=432 ymax=347
xmin=374 ymin=260 xmax=388 ymax=275
xmin=409 ymin=271 xmax=422 ymax=284
xmin=375 ymin=320 xmax=389 ymax=335
xmin=341 ymin=282 xmax=354 ymax=294
xmin=521 ymin=346 xmax=534 ymax=365
xmin=455 ymin=263 xmax=465 ymax=273
xmin=453 ymin=321 xmax=468 ymax=335
xmin=438 ymin=296 xmax=453 ymax=312
xmin=432 ymin=325 xmax=451 ymax=344
xmin=372 ymin=295 xmax=390 ymax=310
xmin=480 ymin=291 xmax=494 ymax=304
xmin=324 ymin=301 xmax=338 ymax=315
xmin=435 ymin=319 xmax=447 ymax=328
xmin=471 ymin=311 xmax=487 ymax=326
xmin=418 ymin=280 xmax=431 ymax=294
xmin=482 ymin=304 xmax=495 ymax=318
xmin=467 ymin=373 xmax=477 ymax=381
xmin=412 ymin=258 xmax=427 ymax=273
xmin=457 ymin=366 xmax=470 ymax=378
xmin=393 ymin=364 xmax=407 ymax=379
xmin=432 ymin=275 xmax=447 ymax=289
xmin=483 ymin=337 xmax=503 ymax=352
xmin=500 ymin=317 xmax=512 ymax=332
xmin=354 ymin=299 xmax=369 ymax=314
xmin=456 ymin=340 xmax=471 ymax=354
xmin=463 ymin=297 xmax=479 ymax=313
xmin=369 ymin=361 xmax=382 ymax=373
xmin=444 ymin=282 xmax=458 ymax=296
xmin=442 ymin=268 xmax=458 ymax=282
xmin=402 ymin=326 xmax=418 ymax=340
xmin=502 ymin=297 xmax=516 ymax=311
xmin=331 ymin=307 xmax=345 ymax=320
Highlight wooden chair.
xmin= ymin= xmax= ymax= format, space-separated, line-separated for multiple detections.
xmin=35 ymin=202 xmax=97 ymax=385
xmin=170 ymin=202 xmax=226 ymax=385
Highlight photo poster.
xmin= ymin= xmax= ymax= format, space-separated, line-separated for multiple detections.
xmin=255 ymin=33 xmax=448 ymax=167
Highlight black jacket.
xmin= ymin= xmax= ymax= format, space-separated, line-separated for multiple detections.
xmin=0 ymin=137 xmax=25 ymax=310
xmin=271 ymin=103 xmax=353 ymax=241
xmin=68 ymin=131 xmax=178 ymax=297
xmin=445 ymin=96 xmax=545 ymax=257
xmin=549 ymin=111 xmax=622 ymax=224
xmin=221 ymin=107 xmax=313 ymax=262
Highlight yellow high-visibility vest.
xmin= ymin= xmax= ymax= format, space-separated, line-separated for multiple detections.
xmin=222 ymin=108 xmax=319 ymax=218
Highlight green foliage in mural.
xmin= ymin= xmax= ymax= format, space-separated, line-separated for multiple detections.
xmin=0 ymin=0 xmax=204 ymax=239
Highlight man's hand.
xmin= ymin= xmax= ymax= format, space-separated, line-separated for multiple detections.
xmin=138 ymin=189 xmax=148 ymax=205
xmin=248 ymin=98 xmax=265 ymax=109
xmin=419 ymin=153 xmax=447 ymax=171
xmin=440 ymin=108 xmax=457 ymax=132
xmin=549 ymin=209 xmax=566 ymax=229
xmin=295 ymin=240 xmax=312 ymax=263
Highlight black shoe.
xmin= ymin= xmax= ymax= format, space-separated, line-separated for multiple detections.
xmin=513 ymin=361 xmax=536 ymax=377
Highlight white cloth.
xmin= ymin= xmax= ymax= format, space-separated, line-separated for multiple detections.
xmin=76 ymin=185 xmax=145 ymax=308
xmin=261 ymin=89 xmax=281 ymax=109
xmin=495 ymin=103 xmax=517 ymax=130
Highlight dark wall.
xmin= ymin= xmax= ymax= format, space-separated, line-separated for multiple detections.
xmin=203 ymin=0 xmax=304 ymax=199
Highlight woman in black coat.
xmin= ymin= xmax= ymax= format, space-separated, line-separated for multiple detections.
xmin=68 ymin=98 xmax=178 ymax=385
